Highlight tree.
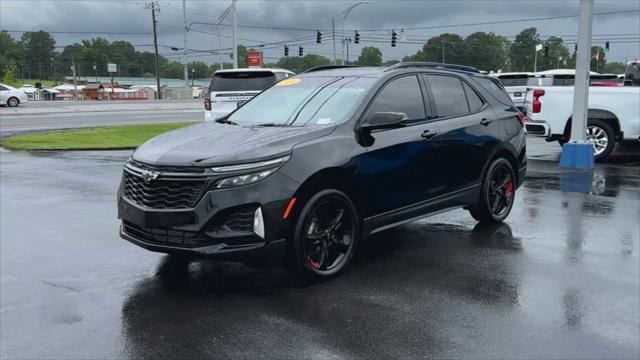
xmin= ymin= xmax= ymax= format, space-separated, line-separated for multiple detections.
xmin=537 ymin=36 xmax=571 ymax=71
xmin=463 ymin=32 xmax=510 ymax=72
xmin=1 ymin=62 xmax=19 ymax=86
xmin=510 ymin=27 xmax=540 ymax=72
xmin=405 ymin=33 xmax=466 ymax=65
xmin=276 ymin=54 xmax=330 ymax=73
xmin=161 ymin=61 xmax=184 ymax=79
xmin=0 ymin=31 xmax=24 ymax=79
xmin=20 ymin=31 xmax=56 ymax=79
xmin=603 ymin=62 xmax=626 ymax=74
xmin=356 ymin=46 xmax=383 ymax=66
xmin=188 ymin=61 xmax=209 ymax=79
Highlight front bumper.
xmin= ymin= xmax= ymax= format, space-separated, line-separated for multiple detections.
xmin=525 ymin=120 xmax=551 ymax=137
xmin=117 ymin=167 xmax=299 ymax=264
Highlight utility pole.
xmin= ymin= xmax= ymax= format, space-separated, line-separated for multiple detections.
xmin=217 ymin=4 xmax=232 ymax=70
xmin=147 ymin=2 xmax=162 ymax=99
xmin=183 ymin=0 xmax=188 ymax=86
xmin=232 ymin=0 xmax=238 ymax=69
xmin=332 ymin=18 xmax=336 ymax=65
xmin=71 ymin=60 xmax=78 ymax=100
xmin=442 ymin=38 xmax=445 ymax=63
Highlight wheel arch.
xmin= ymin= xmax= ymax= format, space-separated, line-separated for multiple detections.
xmin=481 ymin=145 xmax=520 ymax=186
xmin=563 ymin=109 xmax=621 ymax=140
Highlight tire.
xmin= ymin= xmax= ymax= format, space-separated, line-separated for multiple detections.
xmin=7 ymin=97 xmax=19 ymax=107
xmin=285 ymin=189 xmax=359 ymax=281
xmin=585 ymin=119 xmax=615 ymax=162
xmin=469 ymin=158 xmax=516 ymax=224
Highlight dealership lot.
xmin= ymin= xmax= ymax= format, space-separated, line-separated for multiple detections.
xmin=0 ymin=139 xmax=638 ymax=359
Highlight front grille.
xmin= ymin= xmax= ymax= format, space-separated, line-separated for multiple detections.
xmin=123 ymin=221 xmax=211 ymax=248
xmin=128 ymin=160 xmax=205 ymax=174
xmin=123 ymin=171 xmax=206 ymax=209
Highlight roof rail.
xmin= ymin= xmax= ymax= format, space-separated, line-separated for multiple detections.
xmin=303 ymin=65 xmax=357 ymax=73
xmin=387 ymin=62 xmax=481 ymax=73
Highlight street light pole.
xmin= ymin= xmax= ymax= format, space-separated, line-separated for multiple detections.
xmin=341 ymin=1 xmax=368 ymax=65
xmin=183 ymin=0 xmax=189 ymax=87
xmin=232 ymin=0 xmax=238 ymax=69
xmin=217 ymin=4 xmax=232 ymax=70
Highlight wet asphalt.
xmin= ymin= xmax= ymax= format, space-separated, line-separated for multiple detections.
xmin=0 ymin=139 xmax=639 ymax=359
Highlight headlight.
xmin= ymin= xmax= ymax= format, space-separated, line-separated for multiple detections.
xmin=212 ymin=155 xmax=289 ymax=188
xmin=215 ymin=168 xmax=277 ymax=188
xmin=211 ymin=155 xmax=290 ymax=173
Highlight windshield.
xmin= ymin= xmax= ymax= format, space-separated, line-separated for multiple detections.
xmin=209 ymin=71 xmax=277 ymax=92
xmin=497 ymin=75 xmax=529 ymax=87
xmin=227 ymin=76 xmax=376 ymax=126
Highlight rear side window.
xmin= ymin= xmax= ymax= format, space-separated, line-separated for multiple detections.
xmin=426 ymin=75 xmax=469 ymax=118
xmin=463 ymin=82 xmax=483 ymax=112
xmin=209 ymin=71 xmax=277 ymax=92
xmin=472 ymin=76 xmax=513 ymax=105
xmin=0 ymin=85 xmax=8 ymax=91
xmin=365 ymin=75 xmax=426 ymax=124
xmin=496 ymin=75 xmax=529 ymax=86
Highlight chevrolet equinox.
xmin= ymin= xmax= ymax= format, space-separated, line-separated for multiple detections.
xmin=118 ymin=63 xmax=527 ymax=279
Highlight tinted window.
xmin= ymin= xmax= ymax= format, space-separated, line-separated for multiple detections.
xmin=472 ymin=76 xmax=513 ymax=105
xmin=496 ymin=75 xmax=529 ymax=87
xmin=427 ymin=75 xmax=469 ymax=117
xmin=209 ymin=71 xmax=277 ymax=92
xmin=625 ymin=62 xmax=640 ymax=86
xmin=463 ymin=82 xmax=483 ymax=112
xmin=0 ymin=85 xmax=7 ymax=91
xmin=365 ymin=75 xmax=426 ymax=123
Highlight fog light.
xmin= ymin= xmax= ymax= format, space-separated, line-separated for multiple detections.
xmin=253 ymin=207 xmax=265 ymax=239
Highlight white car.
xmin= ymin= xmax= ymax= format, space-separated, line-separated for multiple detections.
xmin=0 ymin=83 xmax=29 ymax=107
xmin=204 ymin=68 xmax=294 ymax=121
xmin=489 ymin=72 xmax=532 ymax=110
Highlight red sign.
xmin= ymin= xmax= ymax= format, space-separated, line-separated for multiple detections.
xmin=248 ymin=51 xmax=263 ymax=68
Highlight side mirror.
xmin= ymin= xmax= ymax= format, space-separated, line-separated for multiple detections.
xmin=361 ymin=112 xmax=408 ymax=131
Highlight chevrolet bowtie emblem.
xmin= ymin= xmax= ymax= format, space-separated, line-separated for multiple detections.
xmin=142 ymin=170 xmax=161 ymax=184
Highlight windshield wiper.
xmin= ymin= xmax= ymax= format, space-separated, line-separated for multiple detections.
xmin=215 ymin=118 xmax=238 ymax=125
xmin=253 ymin=123 xmax=288 ymax=127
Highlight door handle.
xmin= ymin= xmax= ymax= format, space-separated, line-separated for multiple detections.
xmin=421 ymin=129 xmax=438 ymax=140
xmin=480 ymin=118 xmax=493 ymax=126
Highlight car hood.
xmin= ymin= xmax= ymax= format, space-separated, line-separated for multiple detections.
xmin=132 ymin=122 xmax=334 ymax=166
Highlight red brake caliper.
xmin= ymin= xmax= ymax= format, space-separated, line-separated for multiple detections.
xmin=505 ymin=182 xmax=514 ymax=199
xmin=307 ymin=256 xmax=319 ymax=269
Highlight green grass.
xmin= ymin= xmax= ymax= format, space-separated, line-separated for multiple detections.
xmin=1 ymin=122 xmax=198 ymax=150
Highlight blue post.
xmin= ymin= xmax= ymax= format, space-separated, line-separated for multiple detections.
xmin=560 ymin=143 xmax=594 ymax=169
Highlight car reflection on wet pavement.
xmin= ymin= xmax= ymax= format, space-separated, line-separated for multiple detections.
xmin=1 ymin=140 xmax=638 ymax=359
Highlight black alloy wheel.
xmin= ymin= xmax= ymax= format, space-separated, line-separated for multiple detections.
xmin=287 ymin=190 xmax=358 ymax=279
xmin=470 ymin=158 xmax=516 ymax=223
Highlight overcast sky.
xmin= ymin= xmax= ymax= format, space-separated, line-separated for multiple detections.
xmin=1 ymin=0 xmax=639 ymax=66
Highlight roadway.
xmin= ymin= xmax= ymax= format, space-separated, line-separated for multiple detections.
xmin=0 ymin=100 xmax=203 ymax=135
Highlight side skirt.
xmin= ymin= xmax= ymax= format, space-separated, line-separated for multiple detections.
xmin=362 ymin=184 xmax=480 ymax=237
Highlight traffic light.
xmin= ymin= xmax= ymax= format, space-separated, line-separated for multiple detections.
xmin=574 ymin=44 xmax=578 ymax=52
xmin=316 ymin=31 xmax=322 ymax=44
xmin=299 ymin=46 xmax=303 ymax=56
xmin=284 ymin=45 xmax=289 ymax=56
xmin=391 ymin=30 xmax=397 ymax=47
xmin=605 ymin=41 xmax=610 ymax=52
xmin=354 ymin=31 xmax=360 ymax=44
xmin=544 ymin=45 xmax=549 ymax=57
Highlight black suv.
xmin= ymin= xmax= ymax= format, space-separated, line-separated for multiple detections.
xmin=118 ymin=63 xmax=527 ymax=279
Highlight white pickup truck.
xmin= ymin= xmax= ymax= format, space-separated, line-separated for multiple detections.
xmin=524 ymin=85 xmax=640 ymax=161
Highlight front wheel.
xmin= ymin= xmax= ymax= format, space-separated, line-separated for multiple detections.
xmin=7 ymin=97 xmax=19 ymax=107
xmin=585 ymin=119 xmax=615 ymax=162
xmin=286 ymin=189 xmax=359 ymax=280
xmin=469 ymin=158 xmax=516 ymax=223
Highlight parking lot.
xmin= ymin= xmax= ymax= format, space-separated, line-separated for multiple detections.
xmin=1 ymin=138 xmax=638 ymax=359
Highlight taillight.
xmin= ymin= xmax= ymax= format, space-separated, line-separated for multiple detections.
xmin=204 ymin=93 xmax=211 ymax=111
xmin=516 ymin=112 xmax=526 ymax=126
xmin=532 ymin=89 xmax=544 ymax=113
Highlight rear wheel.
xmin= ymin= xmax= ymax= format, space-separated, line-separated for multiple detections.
xmin=585 ymin=119 xmax=615 ymax=162
xmin=286 ymin=189 xmax=359 ymax=280
xmin=469 ymin=158 xmax=516 ymax=223
xmin=7 ymin=97 xmax=19 ymax=107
